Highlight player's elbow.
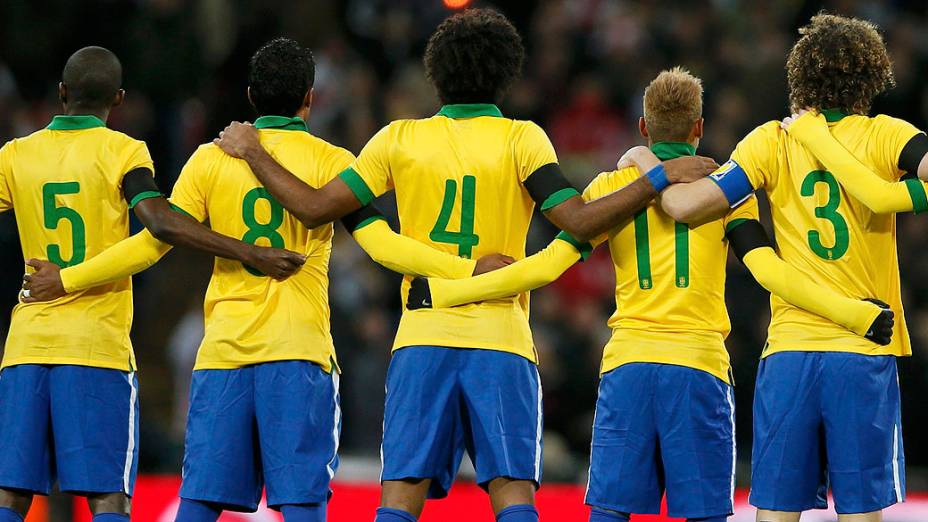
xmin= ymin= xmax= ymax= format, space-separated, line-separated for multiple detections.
xmin=661 ymin=195 xmax=701 ymax=223
xmin=145 ymin=214 xmax=181 ymax=244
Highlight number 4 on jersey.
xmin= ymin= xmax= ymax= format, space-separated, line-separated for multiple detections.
xmin=430 ymin=175 xmax=480 ymax=258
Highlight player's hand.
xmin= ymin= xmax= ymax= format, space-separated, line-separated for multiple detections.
xmin=214 ymin=121 xmax=259 ymax=159
xmin=246 ymin=246 xmax=307 ymax=280
xmin=406 ymin=277 xmax=432 ymax=310
xmin=663 ymin=155 xmax=720 ymax=184
xmin=473 ymin=253 xmax=515 ymax=275
xmin=21 ymin=259 xmax=65 ymax=303
xmin=780 ymin=108 xmax=811 ymax=132
xmin=616 ymin=146 xmax=658 ymax=172
xmin=863 ymin=298 xmax=894 ymax=346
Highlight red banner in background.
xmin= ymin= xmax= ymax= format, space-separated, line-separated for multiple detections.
xmin=72 ymin=476 xmax=928 ymax=521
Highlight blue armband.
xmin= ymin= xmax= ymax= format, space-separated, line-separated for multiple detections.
xmin=709 ymin=160 xmax=754 ymax=207
xmin=645 ymin=164 xmax=670 ymax=192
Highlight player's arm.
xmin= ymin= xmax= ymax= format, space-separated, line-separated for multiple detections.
xmin=123 ymin=169 xmax=306 ymax=270
xmin=783 ymin=111 xmax=928 ymax=214
xmin=538 ymin=149 xmax=718 ymax=242
xmin=727 ymin=219 xmax=893 ymax=344
xmin=214 ymin=122 xmax=360 ymax=227
xmin=406 ymin=233 xmax=589 ymax=310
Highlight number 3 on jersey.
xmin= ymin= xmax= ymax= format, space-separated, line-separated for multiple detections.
xmin=801 ymin=170 xmax=849 ymax=261
xmin=430 ymin=175 xmax=479 ymax=258
xmin=241 ymin=187 xmax=285 ymax=276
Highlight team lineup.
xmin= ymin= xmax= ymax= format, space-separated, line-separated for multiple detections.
xmin=3 ymin=6 xmax=928 ymax=522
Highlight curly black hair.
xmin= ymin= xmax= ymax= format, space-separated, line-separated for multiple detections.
xmin=248 ymin=38 xmax=315 ymax=116
xmin=786 ymin=13 xmax=895 ymax=115
xmin=424 ymin=8 xmax=524 ymax=105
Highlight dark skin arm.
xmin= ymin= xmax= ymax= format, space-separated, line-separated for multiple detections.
xmin=215 ymin=122 xmax=359 ymax=228
xmin=133 ymin=196 xmax=306 ymax=278
xmin=215 ymin=124 xmax=717 ymax=241
xmin=544 ymin=149 xmax=718 ymax=242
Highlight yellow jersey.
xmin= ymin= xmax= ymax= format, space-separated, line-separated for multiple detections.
xmin=169 ymin=116 xmax=353 ymax=371
xmin=340 ymin=104 xmax=560 ymax=362
xmin=0 ymin=115 xmax=154 ymax=371
xmin=585 ymin=143 xmax=759 ymax=383
xmin=730 ymin=112 xmax=922 ymax=357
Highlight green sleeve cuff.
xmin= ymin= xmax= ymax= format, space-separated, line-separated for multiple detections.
xmin=555 ymin=230 xmax=593 ymax=261
xmin=905 ymin=179 xmax=928 ymax=214
xmin=540 ymin=187 xmax=580 ymax=211
xmin=353 ymin=215 xmax=387 ymax=232
xmin=339 ymin=167 xmax=376 ymax=206
xmin=725 ymin=218 xmax=751 ymax=233
xmin=128 ymin=191 xmax=163 ymax=209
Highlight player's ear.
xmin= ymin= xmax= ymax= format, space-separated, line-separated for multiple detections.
xmin=112 ymin=89 xmax=125 ymax=108
xmin=304 ymin=88 xmax=313 ymax=110
xmin=58 ymin=82 xmax=67 ymax=105
xmin=638 ymin=117 xmax=649 ymax=139
xmin=246 ymin=86 xmax=256 ymax=111
xmin=693 ymin=118 xmax=704 ymax=139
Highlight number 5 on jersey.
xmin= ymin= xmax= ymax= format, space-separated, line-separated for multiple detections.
xmin=430 ymin=175 xmax=480 ymax=258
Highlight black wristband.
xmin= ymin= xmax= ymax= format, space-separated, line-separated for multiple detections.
xmin=122 ymin=168 xmax=161 ymax=208
xmin=726 ymin=219 xmax=772 ymax=263
xmin=899 ymin=133 xmax=928 ymax=175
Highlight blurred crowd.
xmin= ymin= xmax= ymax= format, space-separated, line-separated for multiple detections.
xmin=2 ymin=0 xmax=928 ymax=489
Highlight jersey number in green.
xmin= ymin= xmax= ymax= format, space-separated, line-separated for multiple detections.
xmin=241 ymin=187 xmax=285 ymax=276
xmin=800 ymin=170 xmax=849 ymax=261
xmin=42 ymin=182 xmax=86 ymax=268
xmin=633 ymin=211 xmax=689 ymax=289
xmin=430 ymin=175 xmax=479 ymax=258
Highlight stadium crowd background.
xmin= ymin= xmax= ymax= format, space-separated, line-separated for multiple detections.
xmin=2 ymin=0 xmax=928 ymax=503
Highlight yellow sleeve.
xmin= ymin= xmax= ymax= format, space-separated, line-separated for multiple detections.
xmin=428 ymin=238 xmax=582 ymax=308
xmin=515 ymin=122 xmax=559 ymax=182
xmin=121 ymin=138 xmax=155 ymax=176
xmin=323 ymin=148 xmax=356 ymax=185
xmin=788 ymin=112 xmax=928 ymax=214
xmin=723 ymin=194 xmax=761 ymax=229
xmin=742 ymin=246 xmax=881 ymax=336
xmin=352 ymin=219 xmax=477 ymax=278
xmin=59 ymin=229 xmax=172 ymax=292
xmin=729 ymin=122 xmax=781 ymax=190
xmin=168 ymin=148 xmax=210 ymax=221
xmin=871 ymin=115 xmax=925 ymax=178
xmin=0 ymin=141 xmax=13 ymax=212
xmin=340 ymin=125 xmax=393 ymax=206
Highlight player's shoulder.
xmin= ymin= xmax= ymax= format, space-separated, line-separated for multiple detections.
xmin=584 ymin=167 xmax=639 ymax=197
xmin=303 ymin=132 xmax=355 ymax=162
xmin=866 ymin=113 xmax=921 ymax=133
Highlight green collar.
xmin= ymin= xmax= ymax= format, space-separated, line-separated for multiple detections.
xmin=650 ymin=141 xmax=696 ymax=161
xmin=821 ymin=108 xmax=849 ymax=123
xmin=253 ymin=115 xmax=308 ymax=132
xmin=436 ymin=104 xmax=503 ymax=119
xmin=47 ymin=115 xmax=106 ymax=130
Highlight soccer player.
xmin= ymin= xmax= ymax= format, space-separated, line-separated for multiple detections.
xmin=213 ymin=11 xmax=721 ymax=522
xmin=404 ymin=68 xmax=894 ymax=522
xmin=0 ymin=47 xmax=304 ymax=522
xmin=23 ymin=38 xmax=512 ymax=522
xmin=618 ymin=14 xmax=925 ymax=522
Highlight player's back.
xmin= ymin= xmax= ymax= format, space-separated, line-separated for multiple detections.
xmin=169 ymin=117 xmax=354 ymax=371
xmin=346 ymin=105 xmax=558 ymax=362
xmin=585 ymin=163 xmax=756 ymax=383
xmin=0 ymin=115 xmax=153 ymax=371
xmin=732 ymin=113 xmax=918 ymax=357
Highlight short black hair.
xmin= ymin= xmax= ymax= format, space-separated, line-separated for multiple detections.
xmin=248 ymin=38 xmax=315 ymax=116
xmin=424 ymin=8 xmax=524 ymax=105
xmin=62 ymin=46 xmax=122 ymax=111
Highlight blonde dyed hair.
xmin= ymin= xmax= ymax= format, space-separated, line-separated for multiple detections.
xmin=643 ymin=67 xmax=703 ymax=142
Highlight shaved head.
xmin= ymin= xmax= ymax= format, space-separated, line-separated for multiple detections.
xmin=61 ymin=46 xmax=122 ymax=111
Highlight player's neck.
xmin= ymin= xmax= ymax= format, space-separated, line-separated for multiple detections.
xmin=63 ymin=106 xmax=109 ymax=124
xmin=648 ymin=140 xmax=697 ymax=161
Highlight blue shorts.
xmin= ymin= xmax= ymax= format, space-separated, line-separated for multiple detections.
xmin=0 ymin=364 xmax=139 ymax=496
xmin=585 ymin=363 xmax=735 ymax=519
xmin=750 ymin=352 xmax=904 ymax=514
xmin=381 ymin=346 xmax=543 ymax=499
xmin=179 ymin=360 xmax=340 ymax=512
